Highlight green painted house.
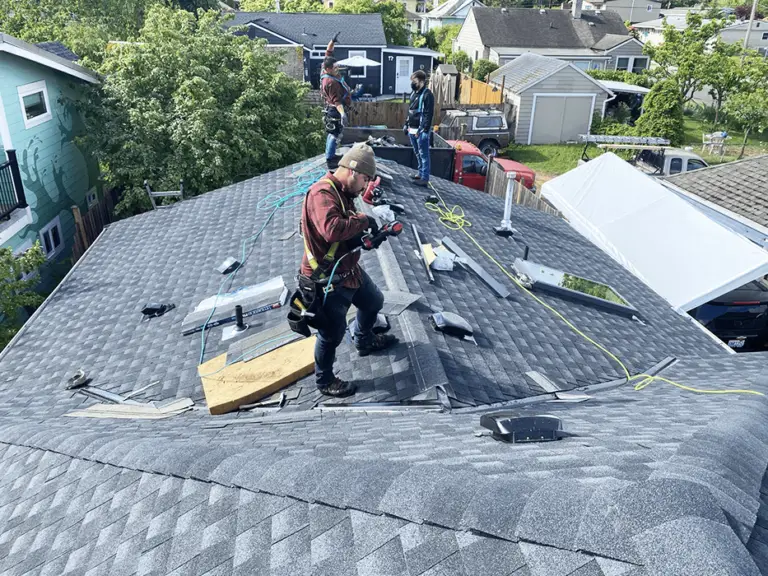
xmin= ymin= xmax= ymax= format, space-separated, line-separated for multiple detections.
xmin=0 ymin=33 xmax=100 ymax=274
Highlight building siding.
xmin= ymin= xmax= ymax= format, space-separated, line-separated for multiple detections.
xmin=0 ymin=53 xmax=98 ymax=262
xmin=514 ymin=66 xmax=608 ymax=143
xmin=721 ymin=23 xmax=768 ymax=50
xmin=585 ymin=0 xmax=661 ymax=23
xmin=605 ymin=40 xmax=648 ymax=70
xmin=454 ymin=10 xmax=489 ymax=61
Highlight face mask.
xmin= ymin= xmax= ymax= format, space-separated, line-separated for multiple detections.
xmin=411 ymin=82 xmax=419 ymax=91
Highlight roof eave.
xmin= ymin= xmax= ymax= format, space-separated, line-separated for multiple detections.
xmin=0 ymin=33 xmax=100 ymax=84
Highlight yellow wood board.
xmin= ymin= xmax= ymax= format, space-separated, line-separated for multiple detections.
xmin=198 ymin=336 xmax=316 ymax=415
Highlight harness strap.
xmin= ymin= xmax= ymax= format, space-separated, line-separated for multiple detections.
xmin=321 ymin=74 xmax=350 ymax=101
xmin=303 ymin=179 xmax=348 ymax=281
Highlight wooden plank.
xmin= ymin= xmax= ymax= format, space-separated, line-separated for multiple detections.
xmin=198 ymin=336 xmax=316 ymax=415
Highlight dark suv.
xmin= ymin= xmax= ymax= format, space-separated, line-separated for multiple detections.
xmin=690 ymin=279 xmax=768 ymax=351
xmin=439 ymin=109 xmax=510 ymax=157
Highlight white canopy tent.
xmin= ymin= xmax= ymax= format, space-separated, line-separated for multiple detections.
xmin=541 ymin=152 xmax=768 ymax=312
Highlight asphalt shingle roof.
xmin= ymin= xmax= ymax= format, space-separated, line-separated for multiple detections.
xmin=225 ymin=11 xmax=387 ymax=47
xmin=664 ymin=155 xmax=768 ymax=229
xmin=470 ymin=6 xmax=630 ymax=49
xmin=1 ymin=154 xmax=766 ymax=575
xmin=488 ymin=53 xmax=570 ymax=93
xmin=35 ymin=41 xmax=79 ymax=61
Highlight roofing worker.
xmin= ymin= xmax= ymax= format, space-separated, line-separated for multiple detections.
xmin=321 ymin=36 xmax=352 ymax=170
xmin=404 ymin=70 xmax=435 ymax=187
xmin=295 ymin=144 xmax=398 ymax=397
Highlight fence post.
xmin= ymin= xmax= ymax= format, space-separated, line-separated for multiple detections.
xmin=72 ymin=205 xmax=89 ymax=251
xmin=5 ymin=150 xmax=27 ymax=209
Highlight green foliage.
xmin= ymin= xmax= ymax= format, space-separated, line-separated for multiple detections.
xmin=329 ymin=0 xmax=409 ymax=45
xmin=449 ymin=50 xmax=470 ymax=73
xmin=703 ymin=40 xmax=744 ymax=123
xmin=643 ymin=13 xmax=727 ymax=103
xmin=561 ymin=274 xmax=628 ymax=305
xmin=240 ymin=0 xmax=323 ymax=11
xmin=634 ymin=79 xmax=685 ymax=145
xmin=412 ymin=34 xmax=427 ymax=48
xmin=423 ymin=23 xmax=462 ymax=56
xmin=724 ymin=88 xmax=768 ymax=158
xmin=0 ymin=0 xmax=159 ymax=63
xmin=0 ymin=243 xmax=46 ymax=350
xmin=586 ymin=69 xmax=653 ymax=88
xmin=472 ymin=59 xmax=498 ymax=81
xmin=591 ymin=112 xmax=636 ymax=136
xmin=77 ymin=6 xmax=323 ymax=218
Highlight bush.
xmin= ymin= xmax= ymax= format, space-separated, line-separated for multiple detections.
xmin=450 ymin=50 xmax=470 ymax=73
xmin=591 ymin=113 xmax=636 ymax=136
xmin=634 ymin=79 xmax=685 ymax=145
xmin=472 ymin=58 xmax=498 ymax=81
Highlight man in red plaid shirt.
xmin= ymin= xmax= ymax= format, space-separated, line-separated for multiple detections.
xmin=300 ymin=144 xmax=398 ymax=397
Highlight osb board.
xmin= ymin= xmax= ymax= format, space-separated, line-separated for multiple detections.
xmin=198 ymin=336 xmax=316 ymax=415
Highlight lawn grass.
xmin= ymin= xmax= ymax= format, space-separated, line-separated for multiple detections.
xmin=503 ymin=144 xmax=604 ymax=183
xmin=683 ymin=116 xmax=768 ymax=165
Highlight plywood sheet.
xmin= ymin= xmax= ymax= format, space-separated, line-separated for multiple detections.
xmin=199 ymin=336 xmax=316 ymax=415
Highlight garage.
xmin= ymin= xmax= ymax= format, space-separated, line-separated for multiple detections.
xmin=529 ymin=94 xmax=595 ymax=144
xmin=489 ymin=53 xmax=613 ymax=145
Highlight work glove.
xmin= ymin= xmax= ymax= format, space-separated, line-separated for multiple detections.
xmin=403 ymin=124 xmax=409 ymax=135
xmin=332 ymin=31 xmax=341 ymax=42
xmin=366 ymin=215 xmax=380 ymax=236
xmin=341 ymin=113 xmax=349 ymax=128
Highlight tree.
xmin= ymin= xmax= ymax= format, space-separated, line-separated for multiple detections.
xmin=424 ymin=23 xmax=461 ymax=56
xmin=77 ymin=6 xmax=323 ymax=218
xmin=643 ymin=13 xmax=726 ymax=103
xmin=634 ymin=79 xmax=685 ymax=145
xmin=449 ymin=50 xmax=470 ymax=73
xmin=0 ymin=0 xmax=159 ymax=62
xmin=329 ymin=0 xmax=409 ymax=46
xmin=0 ymin=243 xmax=46 ymax=350
xmin=724 ymin=88 xmax=768 ymax=158
xmin=240 ymin=0 xmax=323 ymax=11
xmin=472 ymin=58 xmax=498 ymax=81
xmin=703 ymin=40 xmax=743 ymax=125
xmin=587 ymin=69 xmax=653 ymax=88
xmin=735 ymin=4 xmax=764 ymax=19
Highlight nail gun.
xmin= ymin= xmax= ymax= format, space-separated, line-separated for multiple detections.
xmin=359 ymin=220 xmax=404 ymax=251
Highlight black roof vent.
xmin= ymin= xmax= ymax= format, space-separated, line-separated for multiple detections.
xmin=431 ymin=311 xmax=474 ymax=340
xmin=480 ymin=412 xmax=573 ymax=443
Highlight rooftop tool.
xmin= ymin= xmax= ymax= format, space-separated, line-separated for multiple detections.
xmin=480 ymin=413 xmax=572 ymax=443
xmin=182 ymin=277 xmax=288 ymax=335
xmin=217 ymin=257 xmax=240 ymax=275
xmin=141 ymin=302 xmax=175 ymax=319
xmin=494 ymin=172 xmax=519 ymax=238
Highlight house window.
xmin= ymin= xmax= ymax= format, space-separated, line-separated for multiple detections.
xmin=327 ymin=0 xmax=333 ymax=6
xmin=39 ymin=215 xmax=63 ymax=259
xmin=616 ymin=56 xmax=648 ymax=73
xmin=86 ymin=187 xmax=98 ymax=207
xmin=762 ymin=32 xmax=768 ymax=40
xmin=347 ymin=50 xmax=366 ymax=78
xmin=17 ymin=80 xmax=52 ymax=129
xmin=310 ymin=50 xmax=325 ymax=58
xmin=475 ymin=51 xmax=479 ymax=60
xmin=647 ymin=4 xmax=653 ymax=10
xmin=573 ymin=60 xmax=591 ymax=70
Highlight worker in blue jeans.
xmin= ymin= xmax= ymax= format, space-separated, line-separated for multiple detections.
xmin=404 ymin=70 xmax=434 ymax=188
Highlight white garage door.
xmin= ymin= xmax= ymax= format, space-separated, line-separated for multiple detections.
xmin=529 ymin=95 xmax=595 ymax=145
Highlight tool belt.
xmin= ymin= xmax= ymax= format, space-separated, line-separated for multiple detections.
xmin=323 ymin=106 xmax=343 ymax=137
xmin=287 ymin=271 xmax=354 ymax=337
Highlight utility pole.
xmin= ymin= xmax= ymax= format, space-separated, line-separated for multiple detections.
xmin=741 ymin=0 xmax=758 ymax=61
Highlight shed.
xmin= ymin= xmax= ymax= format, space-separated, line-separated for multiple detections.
xmin=488 ymin=53 xmax=612 ymax=144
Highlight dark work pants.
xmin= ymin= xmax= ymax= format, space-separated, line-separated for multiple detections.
xmin=314 ymin=268 xmax=384 ymax=387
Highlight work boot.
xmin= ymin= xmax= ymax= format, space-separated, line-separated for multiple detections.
xmin=414 ymin=179 xmax=429 ymax=188
xmin=356 ymin=333 xmax=398 ymax=357
xmin=317 ymin=377 xmax=357 ymax=397
xmin=410 ymin=174 xmax=421 ymax=180
xmin=326 ymin=155 xmax=340 ymax=171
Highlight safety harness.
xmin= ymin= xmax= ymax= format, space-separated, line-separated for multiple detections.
xmin=407 ymin=89 xmax=426 ymax=129
xmin=321 ymin=74 xmax=350 ymax=136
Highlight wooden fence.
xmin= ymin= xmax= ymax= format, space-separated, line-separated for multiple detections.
xmin=348 ymin=100 xmax=442 ymax=128
xmin=485 ymin=160 xmax=562 ymax=218
xmin=459 ymin=74 xmax=504 ymax=106
xmin=71 ymin=190 xmax=117 ymax=263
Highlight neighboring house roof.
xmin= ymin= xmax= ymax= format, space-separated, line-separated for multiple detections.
xmin=0 ymin=33 xmax=99 ymax=83
xmin=489 ymin=52 xmax=612 ymax=94
xmin=469 ymin=6 xmax=630 ymax=49
xmin=35 ymin=41 xmax=79 ymax=62
xmin=3 ymin=155 xmax=764 ymax=575
xmin=225 ymin=11 xmax=387 ymax=47
xmin=591 ymin=33 xmax=637 ymax=50
xmin=665 ymin=155 xmax=768 ymax=229
xmin=635 ymin=14 xmax=710 ymax=30
xmin=599 ymin=79 xmax=651 ymax=93
xmin=722 ymin=19 xmax=768 ymax=31
xmin=424 ymin=0 xmax=484 ymax=19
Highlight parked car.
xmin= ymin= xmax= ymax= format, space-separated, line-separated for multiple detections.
xmin=636 ymin=148 xmax=709 ymax=176
xmin=439 ymin=109 xmax=510 ymax=157
xmin=690 ymin=279 xmax=768 ymax=351
xmin=341 ymin=129 xmax=536 ymax=192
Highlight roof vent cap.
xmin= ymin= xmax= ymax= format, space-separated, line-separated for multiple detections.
xmin=480 ymin=413 xmax=574 ymax=443
xmin=588 ymin=21 xmax=595 ymax=25
xmin=595 ymin=8 xmax=601 ymax=14
xmin=501 ymin=7 xmax=508 ymax=12
xmin=539 ymin=8 xmax=546 ymax=13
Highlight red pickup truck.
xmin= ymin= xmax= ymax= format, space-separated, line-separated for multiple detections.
xmin=342 ymin=129 xmax=536 ymax=193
